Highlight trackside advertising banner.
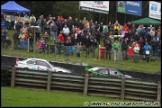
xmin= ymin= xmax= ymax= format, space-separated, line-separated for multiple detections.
xmin=79 ymin=1 xmax=109 ymax=14
xmin=149 ymin=1 xmax=161 ymax=20
xmin=117 ymin=1 xmax=142 ymax=16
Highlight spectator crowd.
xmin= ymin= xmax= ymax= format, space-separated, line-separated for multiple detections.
xmin=1 ymin=12 xmax=161 ymax=63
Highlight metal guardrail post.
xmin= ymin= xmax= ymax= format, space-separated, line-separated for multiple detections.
xmin=83 ymin=73 xmax=89 ymax=96
xmin=47 ymin=70 xmax=52 ymax=91
xmin=121 ymin=77 xmax=125 ymax=100
xmin=157 ymin=81 xmax=161 ymax=103
xmin=11 ymin=67 xmax=16 ymax=87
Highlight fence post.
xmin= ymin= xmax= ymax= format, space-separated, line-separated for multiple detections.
xmin=157 ymin=81 xmax=161 ymax=102
xmin=83 ymin=73 xmax=89 ymax=96
xmin=11 ymin=67 xmax=16 ymax=87
xmin=121 ymin=77 xmax=125 ymax=100
xmin=47 ymin=70 xmax=52 ymax=91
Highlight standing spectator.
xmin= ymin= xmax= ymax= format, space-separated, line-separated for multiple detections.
xmin=35 ymin=28 xmax=41 ymax=41
xmin=62 ymin=25 xmax=70 ymax=41
xmin=24 ymin=14 xmax=29 ymax=19
xmin=28 ymin=32 xmax=34 ymax=52
xmin=144 ymin=31 xmax=152 ymax=45
xmin=122 ymin=23 xmax=129 ymax=36
xmin=105 ymin=40 xmax=112 ymax=60
xmin=90 ymin=35 xmax=98 ymax=57
xmin=78 ymin=20 xmax=84 ymax=30
xmin=58 ymin=31 xmax=64 ymax=42
xmin=138 ymin=37 xmax=145 ymax=55
xmin=10 ymin=15 xmax=15 ymax=30
xmin=5 ymin=37 xmax=12 ymax=49
xmin=133 ymin=44 xmax=140 ymax=63
xmin=43 ymin=31 xmax=49 ymax=42
xmin=74 ymin=17 xmax=79 ymax=28
xmin=18 ymin=31 xmax=25 ymax=50
xmin=150 ymin=27 xmax=155 ymax=41
xmin=82 ymin=17 xmax=88 ymax=27
xmin=84 ymin=35 xmax=91 ymax=57
xmin=83 ymin=26 xmax=88 ymax=37
xmin=75 ymin=42 xmax=81 ymax=57
xmin=1 ymin=28 xmax=7 ymax=48
xmin=121 ymin=40 xmax=129 ymax=61
xmin=67 ymin=16 xmax=74 ymax=33
xmin=56 ymin=39 xmax=62 ymax=55
xmin=143 ymin=41 xmax=151 ymax=62
xmin=130 ymin=24 xmax=136 ymax=37
xmin=95 ymin=29 xmax=101 ymax=45
xmin=114 ymin=23 xmax=120 ymax=35
xmin=107 ymin=22 xmax=111 ymax=31
xmin=112 ymin=39 xmax=121 ymax=61
xmin=38 ymin=15 xmax=44 ymax=34
xmin=51 ymin=22 xmax=58 ymax=42
xmin=29 ymin=14 xmax=36 ymax=23
xmin=127 ymin=21 xmax=131 ymax=29
xmin=64 ymin=36 xmax=72 ymax=56
xmin=132 ymin=31 xmax=140 ymax=42
xmin=139 ymin=25 xmax=146 ymax=40
xmin=13 ymin=31 xmax=19 ymax=49
xmin=21 ymin=25 xmax=28 ymax=34
xmin=151 ymin=37 xmax=158 ymax=61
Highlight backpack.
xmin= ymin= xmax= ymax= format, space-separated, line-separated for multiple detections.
xmin=52 ymin=25 xmax=57 ymax=32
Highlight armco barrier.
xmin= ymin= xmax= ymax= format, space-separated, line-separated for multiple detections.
xmin=1 ymin=55 xmax=161 ymax=81
xmin=9 ymin=67 xmax=161 ymax=102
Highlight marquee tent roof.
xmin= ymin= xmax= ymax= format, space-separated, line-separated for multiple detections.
xmin=1 ymin=1 xmax=30 ymax=13
xmin=131 ymin=17 xmax=161 ymax=25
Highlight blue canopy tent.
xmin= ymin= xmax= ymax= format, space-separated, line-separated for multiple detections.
xmin=1 ymin=1 xmax=30 ymax=13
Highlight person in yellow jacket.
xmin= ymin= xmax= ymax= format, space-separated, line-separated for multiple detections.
xmin=114 ymin=23 xmax=120 ymax=35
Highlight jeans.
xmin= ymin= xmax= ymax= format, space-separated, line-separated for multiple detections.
xmin=133 ymin=53 xmax=139 ymax=62
xmin=51 ymin=31 xmax=58 ymax=42
xmin=65 ymin=46 xmax=70 ymax=56
xmin=20 ymin=41 xmax=24 ymax=50
xmin=122 ymin=50 xmax=128 ymax=61
xmin=14 ymin=40 xmax=19 ymax=49
xmin=114 ymin=50 xmax=119 ymax=61
xmin=106 ymin=50 xmax=111 ymax=60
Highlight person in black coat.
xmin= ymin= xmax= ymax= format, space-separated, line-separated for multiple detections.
xmin=28 ymin=32 xmax=34 ymax=52
xmin=104 ymin=40 xmax=112 ymax=60
xmin=13 ymin=31 xmax=19 ymax=49
xmin=144 ymin=31 xmax=152 ymax=45
xmin=150 ymin=37 xmax=158 ymax=61
xmin=83 ymin=35 xmax=91 ymax=57
xmin=122 ymin=39 xmax=129 ymax=61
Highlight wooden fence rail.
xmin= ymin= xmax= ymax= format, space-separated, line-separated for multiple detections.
xmin=8 ymin=67 xmax=161 ymax=102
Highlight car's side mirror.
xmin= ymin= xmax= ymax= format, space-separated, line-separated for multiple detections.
xmin=114 ymin=72 xmax=117 ymax=74
xmin=34 ymin=63 xmax=36 ymax=65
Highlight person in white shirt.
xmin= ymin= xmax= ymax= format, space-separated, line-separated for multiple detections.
xmin=133 ymin=44 xmax=140 ymax=63
xmin=62 ymin=25 xmax=70 ymax=41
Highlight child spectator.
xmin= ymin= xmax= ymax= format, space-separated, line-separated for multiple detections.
xmin=75 ymin=42 xmax=81 ymax=57
xmin=133 ymin=44 xmax=140 ymax=63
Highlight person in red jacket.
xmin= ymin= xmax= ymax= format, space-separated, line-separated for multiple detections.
xmin=58 ymin=31 xmax=64 ymax=42
xmin=122 ymin=23 xmax=129 ymax=32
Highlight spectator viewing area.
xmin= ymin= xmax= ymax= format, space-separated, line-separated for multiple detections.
xmin=1 ymin=1 xmax=161 ymax=107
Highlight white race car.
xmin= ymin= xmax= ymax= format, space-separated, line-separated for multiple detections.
xmin=15 ymin=58 xmax=71 ymax=73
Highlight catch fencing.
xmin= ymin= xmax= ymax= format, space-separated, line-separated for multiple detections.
xmin=9 ymin=67 xmax=161 ymax=102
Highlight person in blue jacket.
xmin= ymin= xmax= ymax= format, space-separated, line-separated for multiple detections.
xmin=143 ymin=41 xmax=151 ymax=62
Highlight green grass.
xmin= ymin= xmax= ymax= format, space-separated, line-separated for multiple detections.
xmin=2 ymin=87 xmax=160 ymax=107
xmin=1 ymin=30 xmax=161 ymax=74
